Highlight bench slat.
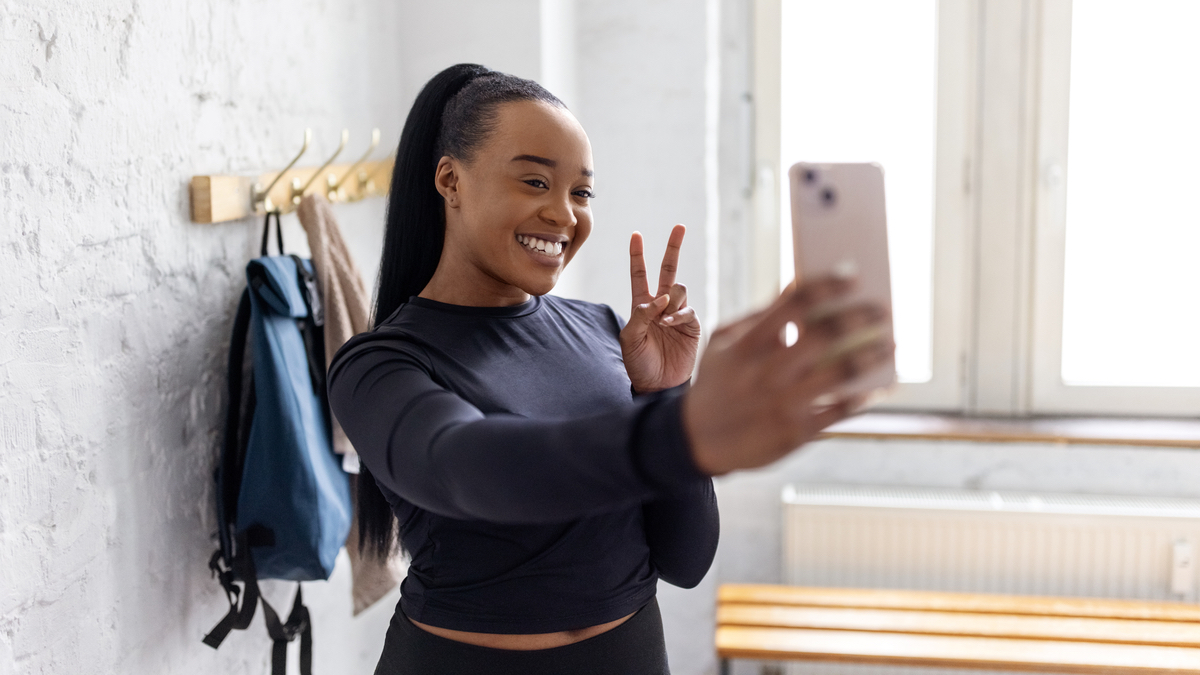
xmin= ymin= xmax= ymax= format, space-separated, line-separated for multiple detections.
xmin=718 ymin=603 xmax=1200 ymax=647
xmin=716 ymin=626 xmax=1200 ymax=674
xmin=719 ymin=584 xmax=1200 ymax=621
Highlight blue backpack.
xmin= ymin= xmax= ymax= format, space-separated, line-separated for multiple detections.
xmin=204 ymin=213 xmax=352 ymax=674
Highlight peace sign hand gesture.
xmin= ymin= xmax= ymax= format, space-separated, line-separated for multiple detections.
xmin=620 ymin=224 xmax=701 ymax=393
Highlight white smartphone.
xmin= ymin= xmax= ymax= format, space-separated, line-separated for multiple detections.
xmin=788 ymin=162 xmax=896 ymax=398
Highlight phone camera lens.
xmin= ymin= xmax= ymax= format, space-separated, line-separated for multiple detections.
xmin=803 ymin=169 xmax=818 ymax=184
xmin=821 ymin=187 xmax=836 ymax=205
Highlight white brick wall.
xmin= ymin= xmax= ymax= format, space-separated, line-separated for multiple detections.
xmin=0 ymin=1 xmax=406 ymax=671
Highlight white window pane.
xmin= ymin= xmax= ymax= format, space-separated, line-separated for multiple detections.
xmin=780 ymin=0 xmax=937 ymax=383
xmin=1061 ymin=0 xmax=1200 ymax=387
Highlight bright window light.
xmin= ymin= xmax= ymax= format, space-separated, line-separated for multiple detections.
xmin=780 ymin=0 xmax=938 ymax=383
xmin=1060 ymin=0 xmax=1200 ymax=387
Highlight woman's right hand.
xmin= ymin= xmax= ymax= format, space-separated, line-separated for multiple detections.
xmin=681 ymin=275 xmax=894 ymax=476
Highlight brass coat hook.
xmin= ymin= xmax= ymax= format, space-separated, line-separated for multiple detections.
xmin=253 ymin=129 xmax=311 ymax=214
xmin=290 ymin=129 xmax=349 ymax=208
xmin=329 ymin=128 xmax=381 ymax=202
xmin=356 ymin=151 xmax=396 ymax=201
xmin=190 ymin=128 xmax=395 ymax=223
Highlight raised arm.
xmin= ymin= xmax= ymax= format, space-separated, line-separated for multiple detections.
xmin=328 ymin=339 xmax=704 ymax=525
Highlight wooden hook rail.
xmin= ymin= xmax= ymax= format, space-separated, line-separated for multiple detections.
xmin=189 ymin=129 xmax=394 ymax=224
xmin=189 ymin=160 xmax=393 ymax=223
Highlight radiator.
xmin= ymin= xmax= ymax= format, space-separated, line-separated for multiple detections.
xmin=776 ymin=484 xmax=1200 ymax=675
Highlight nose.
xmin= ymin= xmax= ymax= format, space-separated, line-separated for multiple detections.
xmin=540 ymin=191 xmax=577 ymax=230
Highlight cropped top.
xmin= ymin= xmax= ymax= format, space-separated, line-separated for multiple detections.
xmin=327 ymin=294 xmax=719 ymax=634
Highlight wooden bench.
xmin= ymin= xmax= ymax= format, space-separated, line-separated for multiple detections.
xmin=716 ymin=584 xmax=1200 ymax=674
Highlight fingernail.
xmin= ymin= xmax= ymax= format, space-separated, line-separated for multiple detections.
xmin=663 ymin=316 xmax=674 ymax=324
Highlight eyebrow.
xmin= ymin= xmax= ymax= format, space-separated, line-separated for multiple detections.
xmin=512 ymin=154 xmax=594 ymax=178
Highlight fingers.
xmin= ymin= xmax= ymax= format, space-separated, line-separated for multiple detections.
xmin=629 ymin=231 xmax=652 ymax=304
xmin=781 ymin=335 xmax=895 ymax=408
xmin=659 ymin=306 xmax=700 ymax=336
xmin=630 ymin=226 xmax=687 ymax=310
xmin=736 ymin=275 xmax=858 ymax=353
xmin=623 ymin=294 xmax=671 ymax=342
xmin=656 ymin=224 xmax=686 ymax=296
xmin=658 ymin=283 xmax=699 ymax=333
xmin=663 ymin=283 xmax=688 ymax=315
xmin=805 ymin=393 xmax=868 ymax=434
xmin=769 ymin=302 xmax=888 ymax=384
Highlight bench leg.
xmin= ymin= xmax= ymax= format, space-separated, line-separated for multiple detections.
xmin=718 ymin=657 xmax=730 ymax=675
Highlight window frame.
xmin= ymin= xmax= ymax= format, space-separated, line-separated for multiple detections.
xmin=765 ymin=0 xmax=975 ymax=412
xmin=1029 ymin=0 xmax=1200 ymax=416
xmin=877 ymin=0 xmax=975 ymax=411
xmin=757 ymin=0 xmax=1200 ymax=418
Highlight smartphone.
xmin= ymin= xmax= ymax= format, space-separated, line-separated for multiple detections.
xmin=788 ymin=162 xmax=896 ymax=398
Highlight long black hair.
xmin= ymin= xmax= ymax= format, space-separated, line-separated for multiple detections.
xmin=357 ymin=64 xmax=566 ymax=560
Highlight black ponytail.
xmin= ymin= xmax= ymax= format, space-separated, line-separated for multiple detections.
xmin=357 ymin=64 xmax=565 ymax=560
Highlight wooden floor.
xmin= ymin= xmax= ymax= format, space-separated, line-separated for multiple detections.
xmin=717 ymin=584 xmax=1200 ymax=673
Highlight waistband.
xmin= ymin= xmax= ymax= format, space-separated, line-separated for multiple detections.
xmin=374 ymin=596 xmax=669 ymax=675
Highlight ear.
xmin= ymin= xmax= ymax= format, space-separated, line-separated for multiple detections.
xmin=434 ymin=156 xmax=460 ymax=208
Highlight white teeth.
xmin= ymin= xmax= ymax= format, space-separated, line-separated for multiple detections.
xmin=516 ymin=234 xmax=564 ymax=257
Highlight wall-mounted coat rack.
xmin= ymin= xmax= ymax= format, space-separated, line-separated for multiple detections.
xmin=189 ymin=129 xmax=394 ymax=224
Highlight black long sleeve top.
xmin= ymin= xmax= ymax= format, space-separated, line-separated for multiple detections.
xmin=327 ymin=294 xmax=719 ymax=634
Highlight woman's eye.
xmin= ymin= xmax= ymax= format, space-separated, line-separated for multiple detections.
xmin=524 ymin=179 xmax=549 ymax=189
xmin=573 ymin=189 xmax=595 ymax=199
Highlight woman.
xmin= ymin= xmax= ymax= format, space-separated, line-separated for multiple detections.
xmin=329 ymin=64 xmax=892 ymax=675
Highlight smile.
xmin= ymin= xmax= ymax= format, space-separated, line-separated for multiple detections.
xmin=516 ymin=234 xmax=564 ymax=258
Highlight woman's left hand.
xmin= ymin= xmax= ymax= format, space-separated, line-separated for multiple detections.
xmin=620 ymin=224 xmax=702 ymax=393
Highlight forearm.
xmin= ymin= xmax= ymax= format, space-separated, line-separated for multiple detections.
xmin=330 ymin=353 xmax=703 ymax=524
xmin=642 ymin=477 xmax=719 ymax=588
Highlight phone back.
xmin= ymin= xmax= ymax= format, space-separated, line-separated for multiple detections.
xmin=789 ymin=162 xmax=896 ymax=396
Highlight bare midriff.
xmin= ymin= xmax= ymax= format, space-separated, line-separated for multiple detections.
xmin=409 ymin=611 xmax=636 ymax=650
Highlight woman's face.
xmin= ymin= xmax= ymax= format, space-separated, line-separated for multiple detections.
xmin=434 ymin=100 xmax=594 ymax=301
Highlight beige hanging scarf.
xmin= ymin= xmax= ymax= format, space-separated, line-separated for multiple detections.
xmin=297 ymin=193 xmax=403 ymax=615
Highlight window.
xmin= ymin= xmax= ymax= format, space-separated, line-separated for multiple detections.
xmin=779 ymin=0 xmax=938 ymax=385
xmin=772 ymin=0 xmax=971 ymax=410
xmin=761 ymin=0 xmax=1200 ymax=416
xmin=1032 ymin=0 xmax=1200 ymax=414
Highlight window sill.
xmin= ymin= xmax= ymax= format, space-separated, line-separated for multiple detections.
xmin=821 ymin=412 xmax=1200 ymax=449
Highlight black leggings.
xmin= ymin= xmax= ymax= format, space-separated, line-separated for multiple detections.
xmin=374 ymin=598 xmax=670 ymax=675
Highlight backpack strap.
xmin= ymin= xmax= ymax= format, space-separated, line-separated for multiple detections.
xmin=204 ymin=287 xmax=257 ymax=650
xmin=261 ymin=211 xmax=285 ymax=257
xmin=215 ymin=288 xmax=253 ymax=559
xmin=202 ymin=530 xmax=262 ymax=649
xmin=262 ymin=585 xmax=313 ymax=675
xmin=288 ymin=255 xmax=327 ymax=398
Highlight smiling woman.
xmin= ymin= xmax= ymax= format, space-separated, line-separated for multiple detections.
xmin=327 ymin=64 xmax=893 ymax=675
xmin=421 ymin=99 xmax=595 ymax=304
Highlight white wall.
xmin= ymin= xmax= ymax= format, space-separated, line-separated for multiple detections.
xmin=0 ymin=1 xmax=407 ymax=672
xmin=394 ymin=0 xmax=543 ymax=108
xmin=566 ymin=0 xmax=717 ymax=323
